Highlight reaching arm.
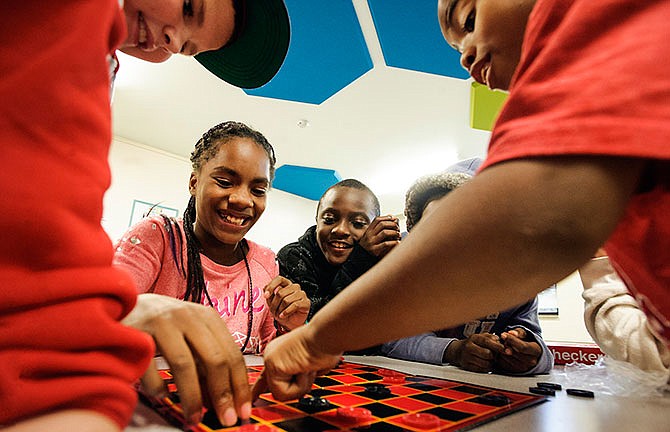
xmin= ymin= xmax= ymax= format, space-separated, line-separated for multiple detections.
xmin=258 ymin=157 xmax=644 ymax=400
xmin=308 ymin=157 xmax=642 ymax=354
xmin=277 ymin=242 xmax=379 ymax=320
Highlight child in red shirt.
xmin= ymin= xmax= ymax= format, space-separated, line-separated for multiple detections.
xmin=255 ymin=0 xmax=670 ymax=401
xmin=1 ymin=0 xmax=289 ymax=430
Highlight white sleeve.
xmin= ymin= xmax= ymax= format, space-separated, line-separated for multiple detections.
xmin=580 ymin=257 xmax=670 ymax=374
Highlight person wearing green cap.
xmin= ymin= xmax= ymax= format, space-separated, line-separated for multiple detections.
xmin=0 ymin=1 xmax=289 ymax=431
xmin=119 ymin=0 xmax=290 ymax=89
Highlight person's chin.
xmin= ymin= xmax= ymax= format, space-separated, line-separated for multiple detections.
xmin=119 ymin=46 xmax=173 ymax=63
xmin=326 ymin=250 xmax=351 ymax=266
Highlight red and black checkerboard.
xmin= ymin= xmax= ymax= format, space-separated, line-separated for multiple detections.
xmin=140 ymin=361 xmax=546 ymax=431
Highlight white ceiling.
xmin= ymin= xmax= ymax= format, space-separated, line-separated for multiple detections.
xmin=111 ymin=0 xmax=490 ymax=215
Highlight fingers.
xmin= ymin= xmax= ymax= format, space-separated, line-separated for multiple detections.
xmin=261 ymin=328 xmax=341 ymax=402
xmin=503 ymin=337 xmax=542 ymax=357
xmin=495 ymin=330 xmax=542 ymax=373
xmin=470 ymin=333 xmax=504 ymax=353
xmin=503 ymin=327 xmax=527 ymax=340
xmin=458 ymin=334 xmax=505 ymax=373
xmin=139 ymin=357 xmax=168 ymax=400
xmin=269 ymin=289 xmax=304 ymax=317
xmin=495 ymin=348 xmax=539 ymax=373
xmin=138 ymin=298 xmax=251 ymax=427
xmin=359 ymin=216 xmax=401 ymax=256
xmin=251 ymin=372 xmax=268 ymax=403
xmin=263 ymin=276 xmax=289 ymax=299
xmin=205 ymin=314 xmax=252 ymax=425
xmin=152 ymin=316 xmax=204 ymax=426
xmin=264 ymin=278 xmax=310 ymax=328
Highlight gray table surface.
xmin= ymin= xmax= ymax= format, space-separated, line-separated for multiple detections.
xmin=127 ymin=355 xmax=670 ymax=432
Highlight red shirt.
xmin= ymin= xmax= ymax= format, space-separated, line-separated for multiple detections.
xmin=482 ymin=0 xmax=670 ymax=343
xmin=0 ymin=0 xmax=153 ymax=427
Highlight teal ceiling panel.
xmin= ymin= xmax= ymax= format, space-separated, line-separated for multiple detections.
xmin=245 ymin=0 xmax=373 ymax=104
xmin=273 ymin=165 xmax=342 ymax=200
xmin=367 ymin=0 xmax=468 ymax=79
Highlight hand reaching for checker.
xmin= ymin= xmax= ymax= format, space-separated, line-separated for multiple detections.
xmin=358 ymin=215 xmax=401 ymax=258
xmin=122 ymin=293 xmax=251 ymax=427
xmin=495 ymin=328 xmax=542 ymax=374
xmin=263 ymin=276 xmax=310 ymax=331
xmin=251 ymin=325 xmax=341 ymax=403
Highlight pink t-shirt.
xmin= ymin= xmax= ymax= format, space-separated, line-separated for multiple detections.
xmin=482 ymin=0 xmax=670 ymax=343
xmin=114 ymin=216 xmax=278 ymax=354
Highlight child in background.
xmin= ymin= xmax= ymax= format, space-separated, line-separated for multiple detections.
xmin=115 ymin=121 xmax=310 ymax=356
xmin=382 ymin=159 xmax=553 ymax=375
xmin=1 ymin=0 xmax=290 ymax=430
xmin=580 ymin=250 xmax=670 ymax=375
xmin=254 ymin=0 xmax=670 ymax=402
xmin=278 ymin=179 xmax=401 ymax=323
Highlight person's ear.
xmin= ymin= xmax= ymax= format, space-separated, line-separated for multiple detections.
xmin=189 ymin=172 xmax=198 ymax=196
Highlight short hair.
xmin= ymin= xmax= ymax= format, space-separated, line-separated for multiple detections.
xmin=404 ymin=172 xmax=472 ymax=231
xmin=317 ymin=179 xmax=381 ymax=218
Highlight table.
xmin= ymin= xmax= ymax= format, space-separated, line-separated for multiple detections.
xmin=126 ymin=355 xmax=670 ymax=431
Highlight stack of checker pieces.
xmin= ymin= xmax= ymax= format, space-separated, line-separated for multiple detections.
xmin=140 ymin=361 xmax=548 ymax=431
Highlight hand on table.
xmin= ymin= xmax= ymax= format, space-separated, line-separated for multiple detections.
xmin=495 ymin=328 xmax=542 ymax=374
xmin=446 ymin=333 xmax=504 ymax=373
xmin=358 ymin=215 xmax=401 ymax=258
xmin=251 ymin=325 xmax=341 ymax=402
xmin=122 ymin=294 xmax=250 ymax=427
xmin=263 ymin=276 xmax=310 ymax=331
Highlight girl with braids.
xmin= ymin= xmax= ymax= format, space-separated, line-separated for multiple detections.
xmin=114 ymin=121 xmax=310 ymax=356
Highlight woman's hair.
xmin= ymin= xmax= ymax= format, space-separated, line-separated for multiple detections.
xmin=176 ymin=121 xmax=276 ymax=304
xmin=190 ymin=120 xmax=276 ymax=180
xmin=317 ymin=178 xmax=381 ymax=218
xmin=404 ymin=172 xmax=472 ymax=231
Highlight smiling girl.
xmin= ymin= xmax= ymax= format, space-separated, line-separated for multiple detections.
xmin=114 ymin=122 xmax=310 ymax=355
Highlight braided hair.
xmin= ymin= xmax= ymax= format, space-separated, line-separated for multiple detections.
xmin=317 ymin=179 xmax=381 ymax=218
xmin=175 ymin=121 xmax=276 ymax=304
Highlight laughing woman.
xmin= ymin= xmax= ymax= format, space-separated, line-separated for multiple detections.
xmin=114 ymin=121 xmax=310 ymax=355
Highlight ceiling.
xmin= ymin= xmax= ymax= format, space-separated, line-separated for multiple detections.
xmin=111 ymin=0 xmax=491 ymax=214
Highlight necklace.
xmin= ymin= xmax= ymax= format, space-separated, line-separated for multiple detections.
xmin=202 ymin=239 xmax=254 ymax=353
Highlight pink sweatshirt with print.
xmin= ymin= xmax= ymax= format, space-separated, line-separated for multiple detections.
xmin=113 ymin=216 xmax=277 ymax=354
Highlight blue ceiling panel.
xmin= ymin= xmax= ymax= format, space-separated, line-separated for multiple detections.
xmin=367 ymin=0 xmax=469 ymax=80
xmin=245 ymin=0 xmax=373 ymax=104
xmin=273 ymin=165 xmax=342 ymax=201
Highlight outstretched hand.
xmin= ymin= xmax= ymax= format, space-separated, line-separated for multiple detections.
xmin=251 ymin=325 xmax=341 ymax=402
xmin=495 ymin=328 xmax=542 ymax=374
xmin=263 ymin=276 xmax=310 ymax=331
xmin=122 ymin=294 xmax=251 ymax=427
xmin=358 ymin=215 xmax=401 ymax=258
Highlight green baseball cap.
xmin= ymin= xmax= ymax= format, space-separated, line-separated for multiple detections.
xmin=195 ymin=0 xmax=290 ymax=89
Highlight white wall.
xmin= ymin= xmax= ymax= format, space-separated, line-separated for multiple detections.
xmin=103 ymin=137 xmax=192 ymax=242
xmin=104 ymin=137 xmax=321 ymax=251
xmin=540 ymin=272 xmax=593 ymax=343
xmin=105 ymin=136 xmax=594 ymax=344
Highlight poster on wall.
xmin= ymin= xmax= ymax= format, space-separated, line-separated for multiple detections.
xmin=129 ymin=200 xmax=179 ymax=227
xmin=537 ymin=284 xmax=559 ymax=315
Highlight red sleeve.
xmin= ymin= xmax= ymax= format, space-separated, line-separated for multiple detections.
xmin=0 ymin=0 xmax=153 ymax=428
xmin=483 ymin=0 xmax=670 ymax=170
